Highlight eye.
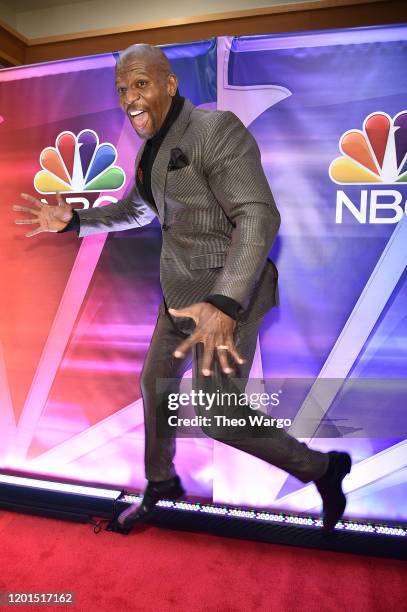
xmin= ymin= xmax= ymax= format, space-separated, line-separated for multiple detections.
xmin=117 ymin=86 xmax=127 ymax=95
xmin=137 ymin=80 xmax=147 ymax=88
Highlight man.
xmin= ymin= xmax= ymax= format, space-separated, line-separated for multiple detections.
xmin=14 ymin=43 xmax=351 ymax=532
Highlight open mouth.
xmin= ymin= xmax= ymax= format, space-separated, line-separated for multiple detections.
xmin=128 ymin=109 xmax=149 ymax=131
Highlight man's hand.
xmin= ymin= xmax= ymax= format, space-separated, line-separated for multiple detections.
xmin=169 ymin=302 xmax=245 ymax=376
xmin=13 ymin=193 xmax=73 ymax=237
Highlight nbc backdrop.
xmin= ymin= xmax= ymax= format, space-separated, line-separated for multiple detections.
xmin=0 ymin=26 xmax=406 ymax=521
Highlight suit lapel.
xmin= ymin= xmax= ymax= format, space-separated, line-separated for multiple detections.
xmin=134 ymin=140 xmax=146 ymax=172
xmin=151 ymin=99 xmax=194 ymax=222
xmin=132 ymin=140 xmax=155 ymax=210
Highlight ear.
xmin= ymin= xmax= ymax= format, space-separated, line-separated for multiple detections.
xmin=167 ymin=73 xmax=178 ymax=97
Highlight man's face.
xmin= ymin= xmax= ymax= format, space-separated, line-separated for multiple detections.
xmin=116 ymin=56 xmax=177 ymax=139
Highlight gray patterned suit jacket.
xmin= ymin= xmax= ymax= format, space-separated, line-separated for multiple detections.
xmin=77 ymin=99 xmax=280 ymax=329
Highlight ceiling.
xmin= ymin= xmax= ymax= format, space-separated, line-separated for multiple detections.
xmin=2 ymin=0 xmax=86 ymax=11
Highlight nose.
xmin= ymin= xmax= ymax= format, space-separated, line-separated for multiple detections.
xmin=123 ymin=88 xmax=139 ymax=107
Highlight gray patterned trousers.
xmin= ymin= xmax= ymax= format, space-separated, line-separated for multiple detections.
xmin=140 ymin=302 xmax=329 ymax=484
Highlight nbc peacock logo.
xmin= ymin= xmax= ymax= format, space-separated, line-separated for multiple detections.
xmin=34 ymin=129 xmax=126 ymax=194
xmin=329 ymin=111 xmax=407 ymax=185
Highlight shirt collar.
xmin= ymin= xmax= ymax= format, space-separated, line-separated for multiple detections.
xmin=148 ymin=89 xmax=185 ymax=146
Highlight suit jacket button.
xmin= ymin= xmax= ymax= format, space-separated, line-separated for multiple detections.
xmin=162 ymin=223 xmax=169 ymax=231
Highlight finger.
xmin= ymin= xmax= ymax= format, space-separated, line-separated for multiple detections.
xmin=13 ymin=205 xmax=40 ymax=215
xmin=216 ymin=347 xmax=233 ymax=375
xmin=15 ymin=218 xmax=40 ymax=225
xmin=226 ymin=341 xmax=245 ymax=366
xmin=173 ymin=332 xmax=200 ymax=358
xmin=201 ymin=342 xmax=214 ymax=377
xmin=168 ymin=307 xmax=195 ymax=322
xmin=26 ymin=227 xmax=43 ymax=238
xmin=56 ymin=192 xmax=65 ymax=206
xmin=20 ymin=193 xmax=43 ymax=208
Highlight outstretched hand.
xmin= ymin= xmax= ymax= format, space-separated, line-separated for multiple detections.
xmin=169 ymin=302 xmax=245 ymax=376
xmin=13 ymin=193 xmax=73 ymax=237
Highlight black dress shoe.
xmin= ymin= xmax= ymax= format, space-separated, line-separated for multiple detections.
xmin=117 ymin=476 xmax=185 ymax=529
xmin=315 ymin=451 xmax=352 ymax=531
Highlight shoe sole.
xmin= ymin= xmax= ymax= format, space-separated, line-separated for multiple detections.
xmin=322 ymin=453 xmax=352 ymax=531
xmin=341 ymin=453 xmax=352 ymax=476
xmin=323 ymin=453 xmax=352 ymax=531
xmin=118 ymin=486 xmax=186 ymax=529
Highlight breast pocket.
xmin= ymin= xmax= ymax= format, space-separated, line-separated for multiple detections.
xmin=190 ymin=252 xmax=226 ymax=270
xmin=165 ymin=164 xmax=205 ymax=204
xmin=166 ymin=165 xmax=194 ymax=186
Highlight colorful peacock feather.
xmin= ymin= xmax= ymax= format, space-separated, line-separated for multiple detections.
xmin=329 ymin=111 xmax=407 ymax=184
xmin=34 ymin=129 xmax=126 ymax=194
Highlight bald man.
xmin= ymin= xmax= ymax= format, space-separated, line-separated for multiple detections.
xmin=14 ymin=43 xmax=352 ymax=533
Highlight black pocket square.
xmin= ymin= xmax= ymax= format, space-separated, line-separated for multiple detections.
xmin=168 ymin=148 xmax=189 ymax=171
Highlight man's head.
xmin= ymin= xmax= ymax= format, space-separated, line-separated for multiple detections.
xmin=115 ymin=44 xmax=178 ymax=139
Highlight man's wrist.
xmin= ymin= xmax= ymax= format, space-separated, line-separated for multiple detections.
xmin=204 ymin=294 xmax=242 ymax=320
xmin=58 ymin=209 xmax=80 ymax=233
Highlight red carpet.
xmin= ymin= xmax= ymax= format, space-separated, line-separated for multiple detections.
xmin=0 ymin=510 xmax=406 ymax=611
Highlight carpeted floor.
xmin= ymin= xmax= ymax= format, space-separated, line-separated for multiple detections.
xmin=0 ymin=510 xmax=406 ymax=612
